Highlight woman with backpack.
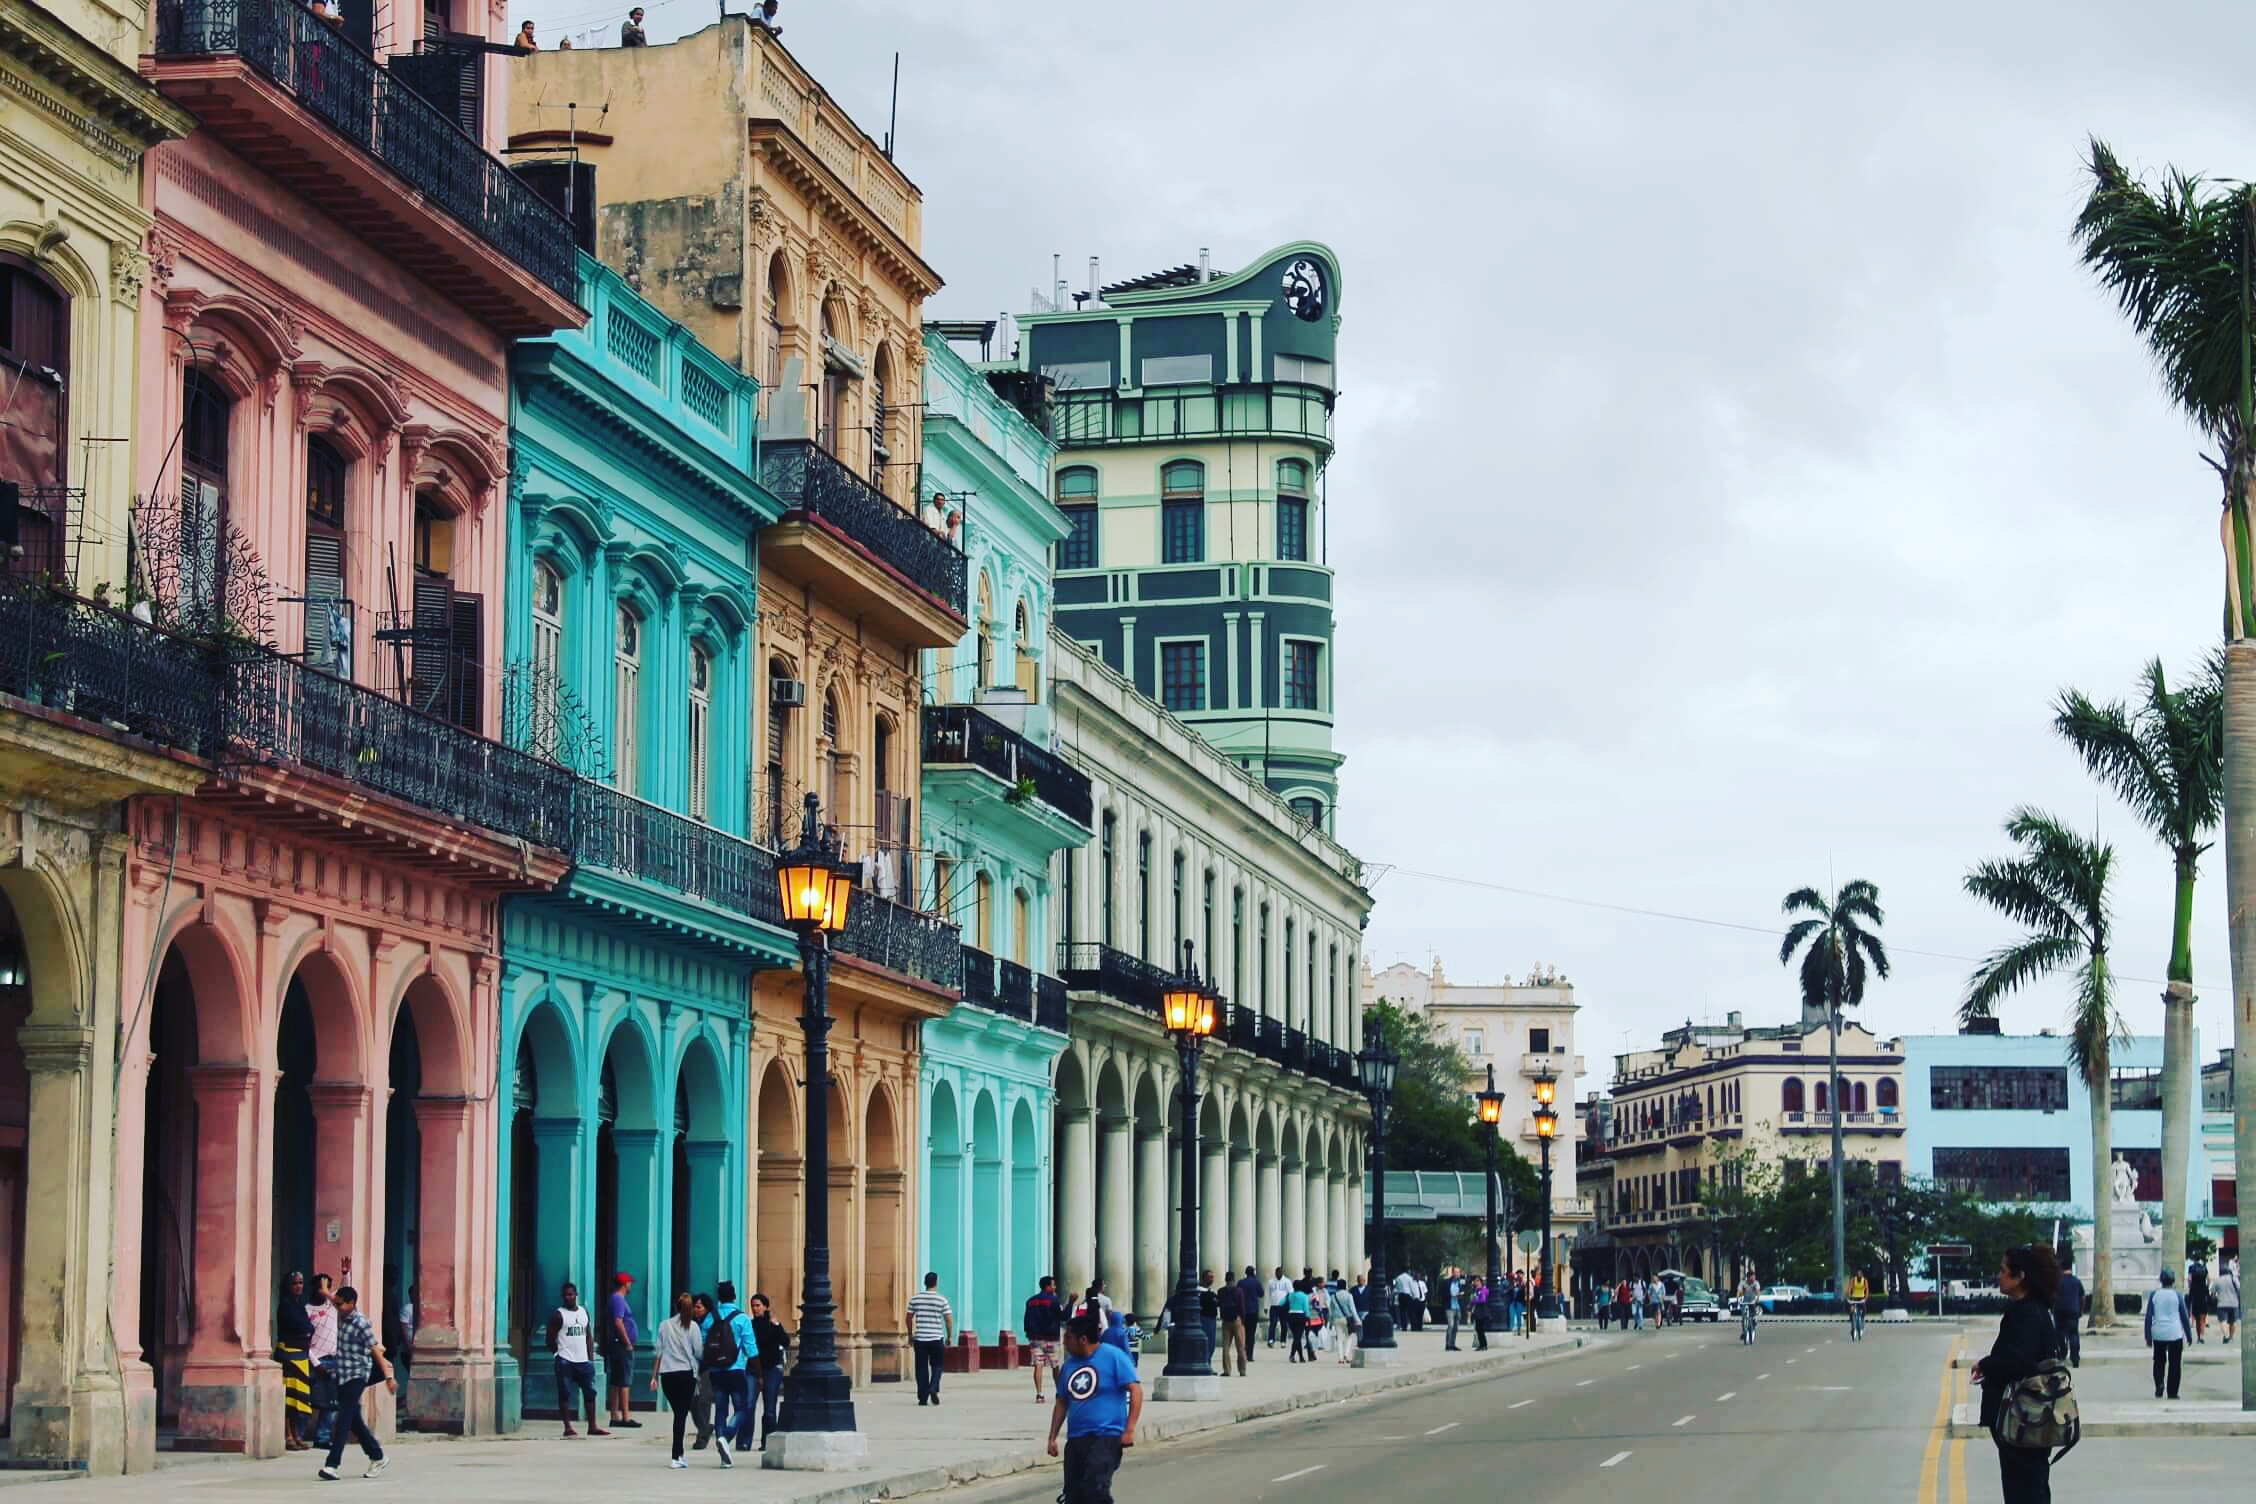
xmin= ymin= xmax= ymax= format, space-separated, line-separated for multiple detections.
xmin=1970 ymin=1244 xmax=2067 ymax=1504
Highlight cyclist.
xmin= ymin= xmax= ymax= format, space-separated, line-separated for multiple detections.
xmin=1846 ymin=1269 xmax=1870 ymax=1341
xmin=1738 ymin=1269 xmax=1762 ymax=1345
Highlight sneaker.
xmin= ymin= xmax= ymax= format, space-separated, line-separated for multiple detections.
xmin=589 ymin=1428 xmax=612 ymax=1438
xmin=670 ymin=1458 xmax=688 ymax=1470
xmin=364 ymin=1459 xmax=389 ymax=1479
xmin=318 ymin=1467 xmax=340 ymax=1482
xmin=716 ymin=1437 xmax=732 ymax=1468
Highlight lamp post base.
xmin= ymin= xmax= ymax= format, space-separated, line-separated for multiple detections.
xmin=760 ymin=1430 xmax=871 ymax=1471
xmin=1152 ymin=1373 xmax=1222 ymax=1402
xmin=1352 ymin=1344 xmax=1405 ymax=1368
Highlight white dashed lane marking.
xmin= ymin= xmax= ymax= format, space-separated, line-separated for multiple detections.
xmin=1509 ymin=1399 xmax=1535 ymax=1409
xmin=1601 ymin=1451 xmax=1633 ymax=1468
xmin=1715 ymin=1392 xmax=1736 ymax=1402
xmin=1576 ymin=1379 xmax=1596 ymax=1387
xmin=1425 ymin=1423 xmax=1460 ymax=1436
xmin=1672 ymin=1415 xmax=1696 ymax=1427
xmin=1757 ymin=1373 xmax=1770 ymax=1381
xmin=1273 ymin=1465 xmax=1328 ymax=1482
xmin=1627 ymin=1363 xmax=1642 ymax=1371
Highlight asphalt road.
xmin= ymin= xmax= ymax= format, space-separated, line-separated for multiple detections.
xmin=956 ymin=1321 xmax=2246 ymax=1504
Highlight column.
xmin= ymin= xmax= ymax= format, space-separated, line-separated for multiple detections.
xmin=1200 ymin=1139 xmax=1229 ymax=1275
xmin=1097 ymin=1113 xmax=1133 ymax=1304
xmin=1282 ymin=1160 xmax=1306 ymax=1274
xmin=9 ymin=1025 xmax=110 ymax=1467
xmin=1229 ymin=1150 xmax=1255 ymax=1276
xmin=1327 ymin=1173 xmax=1348 ymax=1279
xmin=1134 ymin=1127 xmax=1169 ymax=1319
xmin=683 ymin=1141 xmax=729 ymax=1291
xmin=973 ymin=1142 xmax=1004 ymax=1339
xmin=1056 ymin=1107 xmax=1096 ymax=1292
xmin=179 ymin=1064 xmax=282 ymax=1456
xmin=1307 ymin=1173 xmax=1330 ymax=1276
xmin=307 ymin=1083 xmax=375 ymax=1299
xmin=607 ymin=1128 xmax=664 ymax=1388
xmin=406 ymin=1095 xmax=474 ymax=1428
xmin=1256 ymin=1153 xmax=1281 ymax=1272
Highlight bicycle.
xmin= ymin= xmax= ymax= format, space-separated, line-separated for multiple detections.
xmin=1848 ymin=1301 xmax=1866 ymax=1341
xmin=1739 ymin=1302 xmax=1758 ymax=1346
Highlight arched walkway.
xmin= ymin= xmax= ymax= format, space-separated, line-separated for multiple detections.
xmin=1008 ymin=1100 xmax=1041 ymax=1321
xmin=1130 ymin=1073 xmax=1166 ymax=1316
xmin=969 ymin=1090 xmax=1003 ymax=1338
xmin=1052 ymin=1054 xmax=1092 ymax=1290
xmin=862 ymin=1087 xmax=901 ymax=1349
xmin=507 ymin=1001 xmax=580 ymax=1384
xmin=754 ymin=1058 xmax=800 ymax=1319
xmin=927 ymin=1081 xmax=963 ymax=1330
xmin=672 ymin=1037 xmax=729 ymax=1298
xmin=596 ymin=1021 xmax=660 ymax=1351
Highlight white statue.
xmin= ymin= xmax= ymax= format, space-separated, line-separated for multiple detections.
xmin=2110 ymin=1152 xmax=2137 ymax=1209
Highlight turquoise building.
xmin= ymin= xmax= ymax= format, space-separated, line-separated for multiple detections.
xmin=915 ymin=328 xmax=1092 ymax=1343
xmin=494 ymin=257 xmax=796 ymax=1426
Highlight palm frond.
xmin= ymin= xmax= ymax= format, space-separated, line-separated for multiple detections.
xmin=2064 ymin=953 xmax=2129 ymax=1086
xmin=1778 ymin=916 xmax=1825 ymax=968
xmin=1963 ymin=857 xmax=2081 ymax=942
xmin=1798 ymin=933 xmax=1836 ymax=1014
xmin=1833 ymin=879 xmax=1884 ymax=926
xmin=2054 ymin=685 xmax=2177 ymax=834
xmin=1963 ymin=933 xmax=2084 ymax=1019
xmin=1779 ymin=887 xmax=1830 ymax=919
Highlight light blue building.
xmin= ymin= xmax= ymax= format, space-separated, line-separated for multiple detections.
xmin=493 ymin=256 xmax=796 ymax=1426
xmin=914 ymin=327 xmax=1092 ymax=1344
xmin=1900 ymin=1026 xmax=2203 ymax=1222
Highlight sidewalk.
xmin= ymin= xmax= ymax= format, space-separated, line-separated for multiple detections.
xmin=1948 ymin=1337 xmax=2256 ymax=1438
xmin=25 ymin=1328 xmax=1588 ymax=1503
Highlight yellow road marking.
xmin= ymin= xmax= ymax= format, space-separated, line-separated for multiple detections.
xmin=1948 ymin=1357 xmax=1971 ymax=1504
xmin=1917 ymin=1334 xmax=1963 ymax=1504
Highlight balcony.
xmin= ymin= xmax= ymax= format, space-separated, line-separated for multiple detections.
xmin=148 ymin=0 xmax=581 ymax=338
xmin=1521 ymin=1050 xmax=1585 ymax=1080
xmin=1057 ymin=941 xmax=1171 ymax=1016
xmin=757 ymin=440 xmax=966 ymax=646
xmin=921 ymin=704 xmax=1094 ymax=833
xmin=1051 ymin=382 xmax=1333 ymax=456
xmin=836 ymin=888 xmax=960 ymax=993
xmin=1781 ymin=1110 xmax=1904 ymax=1135
xmin=998 ymin=957 xmax=1035 ymax=1019
xmin=0 ymin=582 xmax=221 ymax=763
xmin=574 ymin=782 xmax=783 ymax=927
xmin=960 ymin=944 xmax=998 ymax=1008
xmin=1035 ymin=974 xmax=1068 ymax=1033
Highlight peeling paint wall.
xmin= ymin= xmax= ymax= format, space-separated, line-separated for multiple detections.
xmin=600 ymin=184 xmax=748 ymax=369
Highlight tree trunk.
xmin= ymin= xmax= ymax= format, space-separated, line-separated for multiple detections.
xmin=2221 ymin=639 xmax=2256 ymax=1408
xmin=2089 ymin=1031 xmax=2115 ymax=1331
xmin=1829 ymin=1004 xmax=1846 ymax=1302
xmin=2160 ymin=979 xmax=2195 ymax=1294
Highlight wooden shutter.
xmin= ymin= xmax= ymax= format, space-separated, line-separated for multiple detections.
xmin=447 ymin=591 xmax=483 ymax=733
xmin=180 ymin=473 xmax=222 ymax=625
xmin=304 ymin=529 xmax=350 ymax=675
xmin=410 ymin=574 xmax=453 ymax=715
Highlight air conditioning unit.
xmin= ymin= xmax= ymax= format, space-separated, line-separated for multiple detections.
xmin=770 ymin=678 xmax=807 ymax=708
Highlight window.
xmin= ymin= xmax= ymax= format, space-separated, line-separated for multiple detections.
xmin=178 ymin=369 xmax=232 ymax=620
xmin=1781 ymin=1078 xmax=1805 ymax=1114
xmin=933 ymin=853 xmax=953 ymax=915
xmin=1530 ymin=1027 xmax=1551 ymax=1055
xmin=1203 ymin=870 xmax=1216 ymax=976
xmin=304 ymin=436 xmax=351 ymax=676
xmin=1015 ymin=600 xmax=1037 ymax=698
xmin=1101 ymin=812 xmax=1116 ymax=947
xmin=1161 ymin=461 xmax=1203 ymax=564
xmin=1 ymin=263 xmax=68 ymax=580
xmin=977 ymin=575 xmax=995 ymax=691
xmin=818 ymin=299 xmax=846 ymax=457
xmin=688 ymin=645 xmax=712 ymax=822
xmin=1059 ymin=847 xmax=1076 ymax=949
xmin=1258 ymin=902 xmax=1270 ymax=1013
xmin=1284 ymin=918 xmax=1295 ymax=1023
xmin=974 ymin=871 xmax=993 ymax=952
xmin=821 ymin=687 xmax=842 ymax=817
xmin=764 ymin=254 xmax=788 ymax=390
xmin=1058 ymin=503 xmax=1099 ymax=570
xmin=1813 ymin=1079 xmax=1829 ymax=1113
xmin=1274 ymin=354 xmax=1334 ymax=389
xmin=1928 ymin=1066 xmax=2069 ymax=1112
xmin=1041 ymin=360 xmax=1112 ymax=393
xmin=764 ymin=656 xmax=793 ymax=846
xmin=1463 ymin=1028 xmax=1485 ymax=1057
xmin=1328 ymin=944 xmax=1338 ymax=1039
xmin=409 ymin=494 xmax=481 ymax=732
xmin=1276 ymin=460 xmax=1309 ymax=562
xmin=1289 ymin=796 xmax=1322 ymax=828
xmin=615 ymin=606 xmax=642 ymax=793
xmin=1160 ymin=641 xmax=1206 ymax=712
xmin=1933 ymin=1147 xmax=2072 ymax=1203
xmin=1137 ymin=831 xmax=1151 ymax=960
xmin=1013 ymin=888 xmax=1030 ymax=964
xmin=1170 ymin=851 xmax=1185 ymax=956
xmin=1852 ymin=1080 xmax=1869 ymax=1114
xmin=1232 ymin=888 xmax=1244 ymax=1001
xmin=2110 ymin=1067 xmax=2163 ymax=1111
xmin=1876 ymin=1078 xmax=1900 ymax=1111
xmin=1140 ymin=353 xmax=1213 ymax=386
xmin=1283 ymin=640 xmax=1321 ymax=710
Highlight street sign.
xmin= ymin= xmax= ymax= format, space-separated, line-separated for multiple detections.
xmin=1926 ymin=1242 xmax=1971 ymax=1257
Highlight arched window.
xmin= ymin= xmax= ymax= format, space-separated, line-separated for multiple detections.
xmin=1812 ymin=1079 xmax=1829 ymax=1114
xmin=688 ymin=644 xmax=712 ymax=822
xmin=1852 ymin=1081 xmax=1868 ymax=1114
xmin=765 ymin=655 xmax=794 ymax=844
xmin=1014 ymin=599 xmax=1037 ymax=698
xmin=932 ymin=852 xmax=953 ymax=914
xmin=821 ymin=685 xmax=842 ymax=817
xmin=530 ymin=562 xmax=565 ymax=758
xmin=871 ymin=344 xmax=895 ymax=487
xmin=1289 ymin=796 xmax=1323 ymax=829
xmin=179 ymin=369 xmax=234 ymax=618
xmin=1284 ymin=916 xmax=1296 ymax=1026
xmin=976 ymin=575 xmax=995 ymax=691
xmin=614 ymin=605 xmax=642 ymax=793
xmin=764 ymin=253 xmax=789 ymax=390
xmin=974 ymin=871 xmax=993 ymax=952
xmin=1055 ymin=467 xmax=1098 ymax=570
xmin=1781 ymin=1078 xmax=1805 ymax=1114
xmin=1876 ymin=1078 xmax=1900 ymax=1111
xmin=1012 ymin=888 xmax=1031 ymax=965
xmin=1276 ymin=458 xmax=1310 ymax=562
xmin=304 ymin=435 xmax=351 ymax=675
xmin=0 ymin=261 xmax=67 ymax=581
xmin=818 ymin=296 xmax=849 ymax=459
xmin=410 ymin=492 xmax=480 ymax=731
xmin=1161 ymin=461 xmax=1203 ymax=564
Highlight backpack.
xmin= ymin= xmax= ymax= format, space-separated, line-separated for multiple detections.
xmin=700 ymin=1311 xmax=740 ymax=1371
xmin=1994 ymin=1314 xmax=2079 ymax=1460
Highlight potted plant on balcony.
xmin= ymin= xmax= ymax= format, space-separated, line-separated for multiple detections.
xmin=1004 ymin=775 xmax=1038 ymax=805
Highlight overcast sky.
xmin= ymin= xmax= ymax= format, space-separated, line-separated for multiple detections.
xmin=517 ymin=0 xmax=2250 ymax=1078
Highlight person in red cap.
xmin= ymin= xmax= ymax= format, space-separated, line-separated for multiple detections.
xmin=606 ymin=1272 xmax=642 ymax=1428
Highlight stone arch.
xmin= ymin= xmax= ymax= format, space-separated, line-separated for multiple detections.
xmin=505 ymin=995 xmax=580 ymax=1362
xmin=969 ymin=1088 xmax=1004 ymax=1335
xmin=862 ymin=1081 xmax=903 ymax=1334
xmin=670 ymin=1033 xmax=731 ymax=1297
xmin=594 ymin=1010 xmax=662 ymax=1297
xmin=754 ymin=1056 xmax=801 ymax=1314
xmin=1009 ymin=1096 xmax=1041 ymax=1300
xmin=927 ymin=1077 xmax=963 ymax=1322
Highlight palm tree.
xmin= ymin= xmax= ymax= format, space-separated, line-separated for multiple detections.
xmin=2073 ymin=141 xmax=2256 ymax=1385
xmin=2054 ymin=656 xmax=2223 ymax=1284
xmin=1960 ymin=809 xmax=2123 ymax=1326
xmin=1778 ymin=880 xmax=1890 ymax=1304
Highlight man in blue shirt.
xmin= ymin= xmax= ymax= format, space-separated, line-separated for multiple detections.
xmin=1047 ymin=1314 xmax=1142 ymax=1503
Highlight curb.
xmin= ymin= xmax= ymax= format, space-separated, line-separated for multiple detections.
xmin=1946 ymin=1400 xmax=2256 ymax=1439
xmin=781 ymin=1337 xmax=1595 ymax=1504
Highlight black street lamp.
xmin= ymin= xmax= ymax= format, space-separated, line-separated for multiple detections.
xmin=1356 ymin=1026 xmax=1400 ymax=1361
xmin=1533 ymin=1067 xmax=1560 ymax=1322
xmin=1157 ymin=942 xmax=1220 ymax=1400
xmin=1476 ymin=1065 xmax=1506 ymax=1333
xmin=769 ymin=793 xmax=864 ymax=1467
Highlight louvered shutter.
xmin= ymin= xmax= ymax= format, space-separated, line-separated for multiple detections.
xmin=448 ymin=591 xmax=483 ymax=733
xmin=410 ymin=574 xmax=453 ymax=715
xmin=180 ymin=473 xmax=222 ymax=627
xmin=304 ymin=530 xmax=349 ymax=675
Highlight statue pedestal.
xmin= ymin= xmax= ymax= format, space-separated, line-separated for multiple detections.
xmin=2072 ymin=1205 xmax=2163 ymax=1294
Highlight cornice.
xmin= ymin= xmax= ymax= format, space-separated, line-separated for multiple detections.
xmin=748 ymin=126 xmax=942 ymax=301
xmin=0 ymin=0 xmax=197 ymax=154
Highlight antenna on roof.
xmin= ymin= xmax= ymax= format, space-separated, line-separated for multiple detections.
xmin=883 ymin=51 xmax=900 ymax=159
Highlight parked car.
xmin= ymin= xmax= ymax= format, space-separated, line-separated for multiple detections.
xmin=1760 ymin=1284 xmax=1812 ymax=1312
xmin=1657 ymin=1270 xmax=1722 ymax=1322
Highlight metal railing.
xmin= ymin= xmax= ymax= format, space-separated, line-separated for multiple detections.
xmin=0 ymin=581 xmax=221 ymax=754
xmin=1035 ymin=973 xmax=1068 ymax=1033
xmin=1282 ymin=1024 xmax=1309 ymax=1070
xmin=960 ymin=943 xmax=997 ymax=1007
xmin=151 ymin=0 xmax=578 ymax=299
xmin=576 ymin=782 xmax=780 ymax=921
xmin=997 ymin=957 xmax=1034 ymax=1019
xmin=758 ymin=440 xmax=967 ymax=615
xmin=1226 ymin=1006 xmax=1259 ymax=1053
xmin=1056 ymin=941 xmax=1171 ymax=1015
xmin=920 ymin=703 xmax=1093 ymax=827
xmin=1257 ymin=1016 xmax=1285 ymax=1062
xmin=837 ymin=889 xmax=961 ymax=990
xmin=1052 ymin=382 xmax=1334 ymax=450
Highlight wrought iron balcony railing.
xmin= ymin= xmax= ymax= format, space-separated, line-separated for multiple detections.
xmin=1257 ymin=1016 xmax=1285 ymax=1062
xmin=152 ymin=0 xmax=578 ymax=300
xmin=1057 ymin=941 xmax=1171 ymax=1016
xmin=1282 ymin=1024 xmax=1309 ymax=1071
xmin=921 ymin=703 xmax=1094 ymax=828
xmin=960 ymin=943 xmax=997 ymax=1007
xmin=997 ymin=957 xmax=1034 ymax=1019
xmin=837 ymin=888 xmax=961 ymax=991
xmin=576 ymin=782 xmax=781 ymax=922
xmin=758 ymin=439 xmax=967 ymax=616
xmin=1226 ymin=1005 xmax=1259 ymax=1053
xmin=0 ymin=581 xmax=221 ymax=754
xmin=1034 ymin=972 xmax=1068 ymax=1033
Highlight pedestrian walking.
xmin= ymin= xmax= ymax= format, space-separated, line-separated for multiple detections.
xmin=277 ymin=1272 xmax=314 ymax=1451
xmin=1213 ymin=1271 xmax=1246 ymax=1376
xmin=1336 ymin=1276 xmax=1360 ymax=1365
xmin=1308 ymin=1280 xmax=1331 ymax=1353
xmin=1471 ymin=1276 xmax=1491 ymax=1350
xmin=1739 ymin=1271 xmax=1761 ymax=1345
xmin=2186 ymin=1257 xmax=2212 ymax=1343
xmin=1025 ymin=1275 xmax=1069 ymax=1398
xmin=1235 ymin=1268 xmax=1263 ymax=1365
xmin=1199 ymin=1270 xmax=1221 ymax=1360
xmin=651 ymin=1293 xmax=703 ymax=1468
xmin=2214 ymin=1264 xmax=2240 ymax=1344
xmin=2145 ymin=1268 xmax=2192 ymax=1400
xmin=604 ymin=1271 xmax=640 ymax=1428
xmin=1970 ymin=1244 xmax=2063 ymax=1504
xmin=1285 ymin=1279 xmax=1313 ymax=1362
xmin=1048 ymin=1313 xmax=1143 ymax=1504
xmin=745 ymin=1294 xmax=790 ymax=1447
xmin=908 ymin=1271 xmax=954 ymax=1405
xmin=307 ymin=1274 xmax=340 ymax=1447
xmin=2050 ymin=1264 xmax=2085 ymax=1367
xmin=548 ymin=1282 xmax=609 ymax=1438
xmin=1267 ymin=1267 xmax=1292 ymax=1347
xmin=315 ymin=1286 xmax=393 ymax=1480
xmin=700 ymin=1283 xmax=756 ymax=1462
xmin=1596 ymin=1281 xmax=1612 ymax=1331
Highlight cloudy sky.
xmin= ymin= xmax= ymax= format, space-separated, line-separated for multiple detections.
xmin=518 ymin=0 xmax=2248 ymax=1074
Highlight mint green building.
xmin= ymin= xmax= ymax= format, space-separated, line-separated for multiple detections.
xmin=915 ymin=328 xmax=1093 ymax=1343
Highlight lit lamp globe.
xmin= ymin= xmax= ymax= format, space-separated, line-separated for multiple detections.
xmin=777 ymin=848 xmax=854 ymax=933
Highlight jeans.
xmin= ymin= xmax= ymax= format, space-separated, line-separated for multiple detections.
xmin=322 ymin=1378 xmax=383 ymax=1471
xmin=757 ymin=1362 xmax=783 ymax=1438
xmin=2153 ymin=1339 xmax=2184 ymax=1398
xmin=309 ymin=1361 xmax=338 ymax=1444
xmin=2055 ymin=1317 xmax=2080 ymax=1366
xmin=1742 ymin=1306 xmax=1758 ymax=1343
xmin=914 ymin=1338 xmax=946 ymax=1402
xmin=1268 ymin=1305 xmax=1286 ymax=1344
xmin=1850 ymin=1304 xmax=1866 ymax=1340
xmin=1202 ymin=1315 xmax=1218 ymax=1359
xmin=710 ymin=1367 xmax=753 ymax=1446
xmin=1598 ymin=1304 xmax=1611 ymax=1330
xmin=1445 ymin=1306 xmax=1462 ymax=1347
xmin=1632 ymin=1302 xmax=1645 ymax=1331
xmin=1994 ymin=1437 xmax=2051 ymax=1504
xmin=1217 ymin=1318 xmax=1245 ymax=1375
xmin=660 ymin=1371 xmax=698 ymax=1459
xmin=1061 ymin=1434 xmax=1125 ymax=1504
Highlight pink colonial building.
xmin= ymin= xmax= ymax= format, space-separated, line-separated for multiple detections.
xmin=117 ymin=0 xmax=583 ymax=1463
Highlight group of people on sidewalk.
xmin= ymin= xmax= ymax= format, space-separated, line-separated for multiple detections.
xmin=546 ymin=1277 xmax=790 ymax=1469
xmin=275 ymin=1270 xmax=396 ymax=1481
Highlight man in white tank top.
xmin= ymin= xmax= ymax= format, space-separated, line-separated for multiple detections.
xmin=546 ymin=1283 xmax=609 ymax=1438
